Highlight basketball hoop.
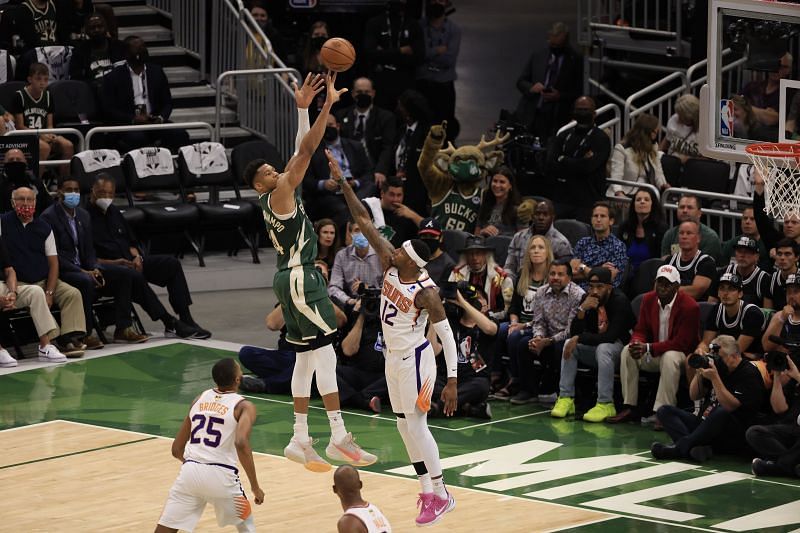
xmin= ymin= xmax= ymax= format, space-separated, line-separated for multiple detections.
xmin=745 ymin=142 xmax=800 ymax=219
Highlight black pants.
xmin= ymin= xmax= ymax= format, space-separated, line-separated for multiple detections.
xmin=746 ymin=423 xmax=800 ymax=474
xmin=142 ymin=255 xmax=192 ymax=317
xmin=433 ymin=373 xmax=490 ymax=414
xmin=336 ymin=364 xmax=388 ymax=410
xmin=515 ymin=341 xmax=563 ymax=395
xmin=658 ymin=404 xmax=749 ymax=457
xmin=61 ymin=266 xmax=135 ymax=333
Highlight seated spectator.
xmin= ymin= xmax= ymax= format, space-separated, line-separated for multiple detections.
xmin=0 ymin=148 xmax=52 ymax=215
xmin=475 ymin=166 xmax=521 ymax=238
xmin=608 ymin=265 xmax=699 ymax=428
xmin=660 ymin=194 xmax=722 ymax=262
xmin=547 ymin=96 xmax=611 ymax=223
xmin=720 ymin=207 xmax=770 ymax=267
xmin=10 ymin=62 xmax=74 ymax=176
xmin=365 ymin=176 xmax=422 ymax=247
xmin=417 ymin=217 xmax=454 ymax=286
xmin=742 ymin=52 xmax=792 ymax=139
xmin=608 ymin=113 xmax=667 ymax=197
xmin=336 ymin=292 xmax=388 ymax=414
xmin=429 ymin=284 xmax=494 ymax=418
xmin=69 ymin=13 xmax=126 ymax=85
xmin=101 ymin=36 xmax=189 ymax=153
xmin=713 ymin=237 xmax=769 ymax=307
xmin=15 ymin=0 xmax=60 ymax=49
xmin=617 ymin=188 xmax=667 ymax=277
xmin=504 ymin=199 xmax=573 ymax=284
xmin=666 ymin=220 xmax=716 ymax=301
xmin=570 ymin=201 xmax=628 ymax=288
xmin=448 ymin=236 xmax=513 ymax=320
xmin=660 ymin=94 xmax=701 ymax=163
xmin=652 ymin=335 xmax=764 ymax=462
xmin=1 ymin=187 xmax=87 ymax=356
xmin=763 ymin=274 xmax=800 ymax=354
xmin=0 ymin=234 xmax=68 ymax=366
xmin=552 ymin=267 xmax=635 ymax=422
xmin=508 ymin=235 xmax=553 ymax=326
xmin=86 ymin=175 xmax=210 ymax=338
xmin=748 ymin=355 xmax=800 ymax=478
xmin=327 ymin=220 xmax=383 ymax=312
xmin=765 ymin=239 xmax=800 ymax=311
xmin=335 ymin=77 xmax=397 ymax=189
xmin=314 ymin=218 xmax=340 ymax=281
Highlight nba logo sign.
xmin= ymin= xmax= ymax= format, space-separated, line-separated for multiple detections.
xmin=720 ymin=99 xmax=734 ymax=137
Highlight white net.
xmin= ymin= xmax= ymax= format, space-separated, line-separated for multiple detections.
xmin=746 ymin=143 xmax=800 ymax=220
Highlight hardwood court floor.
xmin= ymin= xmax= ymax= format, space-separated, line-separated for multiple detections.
xmin=1 ymin=343 xmax=799 ymax=532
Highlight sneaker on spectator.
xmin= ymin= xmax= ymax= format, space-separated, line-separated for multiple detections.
xmin=56 ymin=340 xmax=85 ymax=358
xmin=188 ymin=321 xmax=212 ymax=340
xmin=114 ymin=327 xmax=148 ymax=344
xmin=689 ymin=445 xmax=713 ymax=463
xmin=325 ymin=433 xmax=377 ymax=466
xmin=464 ymin=402 xmax=492 ymax=419
xmin=165 ymin=318 xmax=200 ymax=339
xmin=509 ymin=390 xmax=536 ymax=405
xmin=0 ymin=348 xmax=18 ymax=367
xmin=550 ymin=397 xmax=575 ymax=418
xmin=537 ymin=393 xmax=558 ymax=405
xmin=368 ymin=396 xmax=382 ymax=414
xmin=38 ymin=344 xmax=67 ymax=363
xmin=239 ymin=375 xmax=267 ymax=393
xmin=583 ymin=402 xmax=616 ymax=423
xmin=83 ymin=335 xmax=104 ymax=350
xmin=751 ymin=458 xmax=784 ymax=477
xmin=641 ymin=413 xmax=658 ymax=426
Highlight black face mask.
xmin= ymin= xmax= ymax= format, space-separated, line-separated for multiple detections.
xmin=427 ymin=3 xmax=446 ymax=18
xmin=421 ymin=238 xmax=440 ymax=253
xmin=324 ymin=126 xmax=339 ymax=142
xmin=3 ymin=162 xmax=28 ymax=185
xmin=311 ymin=36 xmax=327 ymax=50
xmin=573 ymin=110 xmax=594 ymax=127
xmin=355 ymin=93 xmax=373 ymax=109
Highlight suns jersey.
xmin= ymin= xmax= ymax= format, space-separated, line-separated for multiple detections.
xmin=380 ymin=267 xmax=437 ymax=354
xmin=184 ymin=388 xmax=245 ymax=467
xmin=343 ymin=503 xmax=392 ymax=533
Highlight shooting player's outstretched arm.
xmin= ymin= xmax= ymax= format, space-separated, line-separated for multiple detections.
xmin=330 ymin=149 xmax=394 ymax=271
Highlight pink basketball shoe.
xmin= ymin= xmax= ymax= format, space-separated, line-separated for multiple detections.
xmin=415 ymin=491 xmax=455 ymax=526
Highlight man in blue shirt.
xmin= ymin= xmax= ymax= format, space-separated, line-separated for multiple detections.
xmin=570 ymin=201 xmax=628 ymax=288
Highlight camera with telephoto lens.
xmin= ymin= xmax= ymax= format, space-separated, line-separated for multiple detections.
xmin=688 ymin=343 xmax=722 ymax=369
xmin=441 ymin=281 xmax=481 ymax=317
xmin=766 ymin=335 xmax=800 ymax=373
xmin=357 ymin=283 xmax=381 ymax=318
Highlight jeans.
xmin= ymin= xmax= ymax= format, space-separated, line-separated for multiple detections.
xmin=746 ymin=423 xmax=800 ymax=474
xmin=559 ymin=341 xmax=623 ymax=403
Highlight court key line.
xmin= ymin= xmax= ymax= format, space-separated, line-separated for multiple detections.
xmin=1 ymin=436 xmax=156 ymax=470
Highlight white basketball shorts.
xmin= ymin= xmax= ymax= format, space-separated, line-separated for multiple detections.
xmin=385 ymin=339 xmax=436 ymax=415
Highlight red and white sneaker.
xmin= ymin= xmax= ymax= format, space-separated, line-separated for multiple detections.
xmin=416 ymin=491 xmax=455 ymax=527
xmin=325 ymin=432 xmax=377 ymax=466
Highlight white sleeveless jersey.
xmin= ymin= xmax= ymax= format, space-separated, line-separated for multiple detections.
xmin=344 ymin=503 xmax=392 ymax=533
xmin=184 ymin=388 xmax=244 ymax=467
xmin=380 ymin=267 xmax=437 ymax=355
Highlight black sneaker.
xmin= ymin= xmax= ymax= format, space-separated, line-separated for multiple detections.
xmin=751 ymin=458 xmax=783 ymax=477
xmin=689 ymin=445 xmax=713 ymax=463
xmin=650 ymin=442 xmax=681 ymax=460
xmin=165 ymin=318 xmax=200 ymax=339
xmin=188 ymin=322 xmax=212 ymax=340
xmin=466 ymin=402 xmax=492 ymax=420
xmin=239 ymin=375 xmax=267 ymax=393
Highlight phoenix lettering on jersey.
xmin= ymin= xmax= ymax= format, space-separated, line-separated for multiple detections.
xmin=443 ymin=202 xmax=478 ymax=222
xmin=262 ymin=210 xmax=286 ymax=233
xmin=382 ymin=279 xmax=414 ymax=312
xmin=197 ymin=402 xmax=229 ymax=416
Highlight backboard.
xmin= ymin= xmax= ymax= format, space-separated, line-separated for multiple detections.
xmin=700 ymin=0 xmax=800 ymax=163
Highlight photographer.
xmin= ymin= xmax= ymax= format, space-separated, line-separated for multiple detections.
xmin=763 ymin=274 xmax=800 ymax=353
xmin=651 ymin=335 xmax=764 ymax=463
xmin=428 ymin=282 xmax=495 ymax=418
xmin=335 ymin=289 xmax=389 ymax=414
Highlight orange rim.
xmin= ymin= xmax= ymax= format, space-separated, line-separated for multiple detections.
xmin=745 ymin=142 xmax=800 ymax=158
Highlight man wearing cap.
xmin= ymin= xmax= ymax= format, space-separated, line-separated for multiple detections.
xmin=608 ymin=265 xmax=699 ymax=427
xmin=712 ymin=236 xmax=769 ymax=307
xmin=763 ymin=273 xmax=800 ymax=352
xmin=666 ymin=220 xmax=717 ymax=301
xmin=765 ymin=238 xmax=800 ymax=311
xmin=720 ymin=207 xmax=769 ymax=267
xmin=449 ymin=236 xmax=513 ymax=319
xmin=551 ymin=267 xmax=636 ymax=422
xmin=660 ymin=194 xmax=723 ymax=263
xmin=418 ymin=217 xmax=455 ymax=286
xmin=505 ymin=199 xmax=572 ymax=284
xmin=570 ymin=201 xmax=628 ymax=288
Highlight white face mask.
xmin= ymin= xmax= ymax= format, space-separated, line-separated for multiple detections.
xmin=95 ymin=198 xmax=113 ymax=211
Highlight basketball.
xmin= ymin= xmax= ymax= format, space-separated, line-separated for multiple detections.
xmin=320 ymin=38 xmax=356 ymax=72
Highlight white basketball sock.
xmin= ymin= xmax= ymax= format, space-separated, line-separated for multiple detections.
xmin=432 ymin=475 xmax=448 ymax=499
xmin=293 ymin=412 xmax=309 ymax=441
xmin=327 ymin=409 xmax=347 ymax=442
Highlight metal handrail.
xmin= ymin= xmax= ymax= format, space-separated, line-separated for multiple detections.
xmin=588 ymin=79 xmax=628 ymax=108
xmin=556 ymin=103 xmax=623 ymax=146
xmin=588 ymin=22 xmax=677 ymax=39
xmin=4 ymin=127 xmax=85 ymax=152
xmin=606 ymin=178 xmax=661 ymax=202
xmin=623 ymin=71 xmax=688 ymax=129
xmin=662 ymin=187 xmax=751 ymax=241
xmin=84 ymin=122 xmax=215 ymax=148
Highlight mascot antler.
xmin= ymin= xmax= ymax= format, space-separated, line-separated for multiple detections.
xmin=438 ymin=142 xmax=458 ymax=157
xmin=476 ymin=130 xmax=511 ymax=153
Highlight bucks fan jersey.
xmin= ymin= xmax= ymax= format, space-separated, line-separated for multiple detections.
xmin=259 ymin=192 xmax=317 ymax=271
xmin=431 ymin=187 xmax=482 ymax=232
xmin=22 ymin=0 xmax=57 ymax=45
xmin=13 ymin=88 xmax=52 ymax=129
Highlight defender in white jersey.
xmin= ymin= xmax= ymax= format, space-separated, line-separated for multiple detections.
xmin=334 ymin=465 xmax=392 ymax=533
xmin=155 ymin=359 xmax=264 ymax=533
xmin=334 ymin=151 xmax=459 ymax=527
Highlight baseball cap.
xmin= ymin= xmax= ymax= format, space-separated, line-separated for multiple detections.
xmin=587 ymin=267 xmax=612 ymax=285
xmin=734 ymin=236 xmax=759 ymax=252
xmin=718 ymin=272 xmax=742 ymax=289
xmin=656 ymin=265 xmax=680 ymax=284
xmin=418 ymin=217 xmax=442 ymax=238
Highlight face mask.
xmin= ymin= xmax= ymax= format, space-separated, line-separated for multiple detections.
xmin=448 ymin=159 xmax=481 ymax=183
xmin=95 ymin=198 xmax=113 ymax=212
xmin=311 ymin=36 xmax=327 ymax=50
xmin=573 ymin=110 xmax=594 ymax=127
xmin=324 ymin=126 xmax=339 ymax=142
xmin=63 ymin=192 xmax=81 ymax=209
xmin=3 ymin=161 xmax=28 ymax=184
xmin=427 ymin=3 xmax=446 ymax=18
xmin=355 ymin=93 xmax=373 ymax=109
xmin=352 ymin=232 xmax=369 ymax=249
xmin=14 ymin=204 xmax=35 ymax=220
xmin=421 ymin=237 xmax=440 ymax=253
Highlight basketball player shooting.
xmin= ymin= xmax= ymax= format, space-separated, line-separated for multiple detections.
xmin=330 ymin=150 xmax=458 ymax=527
xmin=243 ymin=72 xmax=376 ymax=473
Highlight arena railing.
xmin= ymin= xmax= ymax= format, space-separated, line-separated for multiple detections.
xmin=146 ymin=0 xmax=207 ymax=79
xmin=4 ymin=127 xmax=85 ymax=169
xmin=686 ymin=48 xmax=748 ymax=97
xmin=662 ymin=187 xmax=752 ymax=243
xmin=84 ymin=122 xmax=216 ymax=149
xmin=623 ymin=71 xmax=688 ymax=131
xmin=556 ymin=102 xmax=623 ymax=146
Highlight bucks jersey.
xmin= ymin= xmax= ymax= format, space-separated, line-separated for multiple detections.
xmin=259 ymin=192 xmax=318 ymax=271
xmin=13 ymin=88 xmax=52 ymax=129
xmin=431 ymin=187 xmax=482 ymax=232
xmin=22 ymin=0 xmax=57 ymax=45
xmin=184 ymin=388 xmax=244 ymax=467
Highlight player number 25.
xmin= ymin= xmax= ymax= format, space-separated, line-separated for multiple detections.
xmin=190 ymin=414 xmax=225 ymax=447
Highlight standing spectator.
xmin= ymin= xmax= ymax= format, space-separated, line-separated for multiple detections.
xmin=504 ymin=199 xmax=573 ymax=283
xmin=369 ymin=176 xmax=422 ymax=247
xmin=652 ymin=335 xmax=764 ymax=463
xmin=69 ymin=13 xmax=126 ymax=86
xmin=617 ymin=188 xmax=668 ymax=277
xmin=314 ymin=218 xmax=341 ymax=281
xmin=608 ymin=114 xmax=668 ymax=197
xmin=765 ymin=239 xmax=800 ymax=311
xmin=0 ymin=148 xmax=52 ymax=215
xmin=515 ymin=22 xmax=582 ymax=140
xmin=363 ymin=0 xmax=425 ymax=112
xmin=448 ymin=236 xmax=513 ymax=320
xmin=570 ymin=202 xmax=628 ymax=288
xmin=475 ymin=166 xmax=521 ymax=238
xmin=10 ymin=62 xmax=74 ymax=177
xmin=415 ymin=0 xmax=460 ymax=133
xmin=660 ymin=94 xmax=701 ymax=163
xmin=394 ymin=89 xmax=431 ymax=217
xmin=547 ymin=96 xmax=612 ymax=223
xmin=101 ymin=36 xmax=189 ymax=153
xmin=665 ymin=220 xmax=717 ymax=301
xmin=327 ymin=220 xmax=383 ymax=312
xmin=660 ymin=194 xmax=723 ymax=262
xmin=713 ymin=237 xmax=770 ymax=307
xmin=15 ymin=0 xmax=59 ymax=49
xmin=335 ymin=77 xmax=397 ymax=190
xmin=607 ymin=265 xmax=700 ymax=428
xmin=720 ymin=207 xmax=769 ymax=267
xmin=552 ymin=267 xmax=635 ymax=422
xmin=417 ymin=217 xmax=453 ymax=286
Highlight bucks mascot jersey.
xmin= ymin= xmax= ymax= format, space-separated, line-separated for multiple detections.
xmin=431 ymin=187 xmax=482 ymax=232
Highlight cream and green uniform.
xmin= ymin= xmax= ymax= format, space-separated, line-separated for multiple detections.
xmin=260 ymin=192 xmax=337 ymax=349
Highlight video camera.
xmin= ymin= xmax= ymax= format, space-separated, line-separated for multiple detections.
xmin=766 ymin=335 xmax=800 ymax=373
xmin=441 ymin=281 xmax=482 ymax=318
xmin=688 ymin=343 xmax=722 ymax=370
xmin=357 ymin=283 xmax=382 ymax=318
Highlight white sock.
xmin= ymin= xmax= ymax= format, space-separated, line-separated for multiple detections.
xmin=293 ymin=412 xmax=309 ymax=441
xmin=419 ymin=473 xmax=433 ymax=494
xmin=432 ymin=475 xmax=447 ymax=498
xmin=327 ymin=410 xmax=347 ymax=442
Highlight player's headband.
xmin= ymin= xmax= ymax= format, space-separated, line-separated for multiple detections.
xmin=402 ymin=240 xmax=427 ymax=268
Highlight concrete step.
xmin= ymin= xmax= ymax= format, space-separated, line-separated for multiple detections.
xmin=163 ymin=66 xmax=201 ymax=84
xmin=118 ymin=25 xmax=172 ymax=42
xmin=112 ymin=5 xmax=158 ymax=17
xmin=149 ymin=45 xmax=186 ymax=58
xmin=172 ymin=105 xmax=236 ymax=125
xmin=171 ymin=85 xmax=216 ymax=99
